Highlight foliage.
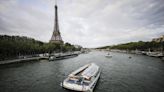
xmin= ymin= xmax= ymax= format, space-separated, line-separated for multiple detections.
xmin=98 ymin=41 xmax=163 ymax=51
xmin=0 ymin=35 xmax=81 ymax=60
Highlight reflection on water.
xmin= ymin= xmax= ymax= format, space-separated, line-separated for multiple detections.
xmin=0 ymin=51 xmax=164 ymax=92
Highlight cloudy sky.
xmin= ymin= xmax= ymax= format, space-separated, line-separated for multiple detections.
xmin=0 ymin=0 xmax=164 ymax=48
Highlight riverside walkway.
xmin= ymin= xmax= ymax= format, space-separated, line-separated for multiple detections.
xmin=0 ymin=56 xmax=48 ymax=65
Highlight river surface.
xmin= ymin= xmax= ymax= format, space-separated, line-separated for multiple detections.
xmin=0 ymin=51 xmax=164 ymax=92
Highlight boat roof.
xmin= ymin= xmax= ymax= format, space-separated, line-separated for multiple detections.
xmin=81 ymin=63 xmax=99 ymax=79
xmin=68 ymin=63 xmax=99 ymax=80
xmin=69 ymin=64 xmax=89 ymax=77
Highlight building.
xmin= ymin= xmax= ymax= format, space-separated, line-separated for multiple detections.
xmin=74 ymin=45 xmax=82 ymax=49
xmin=152 ymin=35 xmax=164 ymax=42
xmin=49 ymin=4 xmax=63 ymax=44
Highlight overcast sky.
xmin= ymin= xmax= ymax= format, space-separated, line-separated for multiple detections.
xmin=0 ymin=0 xmax=164 ymax=48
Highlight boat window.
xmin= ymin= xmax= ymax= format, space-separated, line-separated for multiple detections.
xmin=81 ymin=64 xmax=99 ymax=79
xmin=76 ymin=77 xmax=84 ymax=85
xmin=83 ymin=81 xmax=89 ymax=86
xmin=67 ymin=79 xmax=76 ymax=84
xmin=94 ymin=70 xmax=99 ymax=77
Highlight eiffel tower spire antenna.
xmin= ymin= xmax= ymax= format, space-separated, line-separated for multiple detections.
xmin=55 ymin=0 xmax=57 ymax=5
xmin=50 ymin=0 xmax=63 ymax=44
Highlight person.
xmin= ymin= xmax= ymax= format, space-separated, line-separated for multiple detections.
xmin=77 ymin=77 xmax=84 ymax=85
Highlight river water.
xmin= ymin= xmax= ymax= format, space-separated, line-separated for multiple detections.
xmin=0 ymin=51 xmax=164 ymax=92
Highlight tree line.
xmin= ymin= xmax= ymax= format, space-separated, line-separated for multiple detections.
xmin=0 ymin=35 xmax=81 ymax=61
xmin=98 ymin=41 xmax=164 ymax=51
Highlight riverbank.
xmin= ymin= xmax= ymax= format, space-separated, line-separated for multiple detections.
xmin=0 ymin=51 xmax=84 ymax=65
xmin=107 ymin=49 xmax=164 ymax=60
xmin=0 ymin=56 xmax=48 ymax=65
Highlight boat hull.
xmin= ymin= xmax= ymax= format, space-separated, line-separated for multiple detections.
xmin=49 ymin=54 xmax=78 ymax=61
xmin=105 ymin=55 xmax=112 ymax=58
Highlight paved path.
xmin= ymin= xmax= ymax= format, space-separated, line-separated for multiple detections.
xmin=0 ymin=57 xmax=48 ymax=65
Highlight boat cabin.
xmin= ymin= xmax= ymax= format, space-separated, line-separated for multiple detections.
xmin=66 ymin=63 xmax=99 ymax=86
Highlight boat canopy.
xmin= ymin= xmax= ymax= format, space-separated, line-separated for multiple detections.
xmin=81 ymin=63 xmax=99 ymax=79
xmin=69 ymin=64 xmax=89 ymax=77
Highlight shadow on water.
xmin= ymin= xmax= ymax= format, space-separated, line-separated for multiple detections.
xmin=0 ymin=60 xmax=40 ymax=69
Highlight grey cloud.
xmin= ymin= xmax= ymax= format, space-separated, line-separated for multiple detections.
xmin=0 ymin=0 xmax=53 ymax=41
xmin=119 ymin=0 xmax=164 ymax=28
xmin=0 ymin=0 xmax=164 ymax=48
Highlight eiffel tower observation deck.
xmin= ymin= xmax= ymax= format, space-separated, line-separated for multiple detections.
xmin=50 ymin=3 xmax=63 ymax=44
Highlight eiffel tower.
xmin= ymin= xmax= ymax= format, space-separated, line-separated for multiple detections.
xmin=50 ymin=3 xmax=63 ymax=44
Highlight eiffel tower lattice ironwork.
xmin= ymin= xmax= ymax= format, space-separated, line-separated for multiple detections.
xmin=50 ymin=3 xmax=63 ymax=44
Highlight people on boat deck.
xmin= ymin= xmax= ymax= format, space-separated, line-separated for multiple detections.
xmin=77 ymin=77 xmax=84 ymax=85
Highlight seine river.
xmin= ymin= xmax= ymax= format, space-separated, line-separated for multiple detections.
xmin=0 ymin=51 xmax=164 ymax=92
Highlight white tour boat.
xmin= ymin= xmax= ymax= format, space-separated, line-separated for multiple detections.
xmin=105 ymin=53 xmax=112 ymax=58
xmin=61 ymin=63 xmax=100 ymax=92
